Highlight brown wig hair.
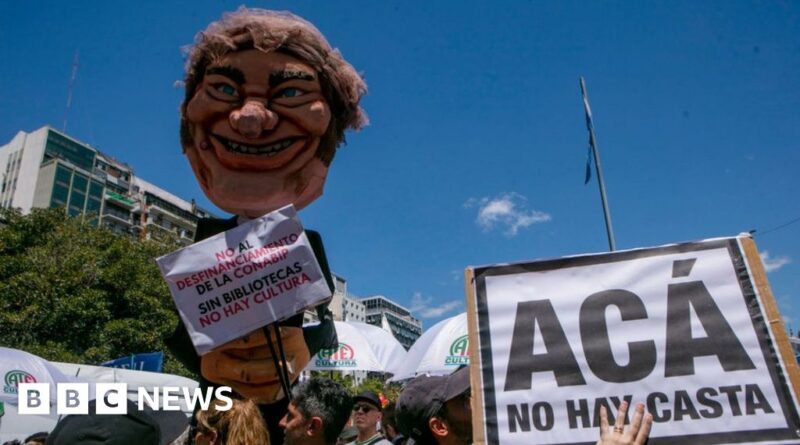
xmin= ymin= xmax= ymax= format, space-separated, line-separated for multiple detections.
xmin=180 ymin=7 xmax=368 ymax=165
xmin=195 ymin=398 xmax=270 ymax=445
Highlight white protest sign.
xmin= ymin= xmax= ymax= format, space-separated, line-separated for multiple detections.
xmin=467 ymin=236 xmax=800 ymax=445
xmin=157 ymin=205 xmax=331 ymax=355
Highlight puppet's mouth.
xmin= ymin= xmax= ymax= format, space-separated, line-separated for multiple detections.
xmin=214 ymin=135 xmax=297 ymax=156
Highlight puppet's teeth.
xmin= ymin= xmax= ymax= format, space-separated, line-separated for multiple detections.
xmin=221 ymin=137 xmax=294 ymax=155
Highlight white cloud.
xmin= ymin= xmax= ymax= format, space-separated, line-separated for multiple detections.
xmin=465 ymin=192 xmax=551 ymax=236
xmin=760 ymin=251 xmax=791 ymax=273
xmin=409 ymin=292 xmax=463 ymax=319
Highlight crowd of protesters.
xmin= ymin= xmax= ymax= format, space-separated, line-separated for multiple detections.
xmin=0 ymin=5 xmax=657 ymax=444
xmin=4 ymin=368 xmax=652 ymax=445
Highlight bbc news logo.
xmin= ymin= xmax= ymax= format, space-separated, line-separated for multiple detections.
xmin=17 ymin=383 xmax=233 ymax=415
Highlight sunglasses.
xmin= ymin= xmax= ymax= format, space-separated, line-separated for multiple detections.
xmin=353 ymin=403 xmax=376 ymax=413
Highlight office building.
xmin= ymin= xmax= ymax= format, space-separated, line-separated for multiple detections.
xmin=303 ymin=274 xmax=366 ymax=324
xmin=361 ymin=295 xmax=423 ymax=349
xmin=0 ymin=126 xmax=213 ymax=243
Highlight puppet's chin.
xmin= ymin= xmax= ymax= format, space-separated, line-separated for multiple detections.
xmin=207 ymin=171 xmax=326 ymax=218
xmin=186 ymin=144 xmax=328 ymax=218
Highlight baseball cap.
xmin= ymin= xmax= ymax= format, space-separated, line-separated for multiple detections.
xmin=353 ymin=390 xmax=382 ymax=409
xmin=395 ymin=366 xmax=470 ymax=444
xmin=47 ymin=399 xmax=188 ymax=445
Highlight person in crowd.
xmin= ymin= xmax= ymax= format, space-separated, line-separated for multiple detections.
xmin=22 ymin=432 xmax=47 ymax=445
xmin=278 ymin=378 xmax=353 ymax=445
xmin=336 ymin=426 xmax=358 ymax=445
xmin=348 ymin=391 xmax=391 ymax=445
xmin=47 ymin=399 xmax=188 ymax=445
xmin=193 ymin=397 xmax=270 ymax=445
xmin=396 ymin=367 xmax=653 ymax=445
xmin=2 ymin=440 xmax=22 ymax=445
xmin=380 ymin=403 xmax=406 ymax=445
xmin=166 ymin=7 xmax=367 ymax=442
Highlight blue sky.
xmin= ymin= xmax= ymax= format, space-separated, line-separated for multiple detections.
xmin=1 ymin=1 xmax=798 ymax=331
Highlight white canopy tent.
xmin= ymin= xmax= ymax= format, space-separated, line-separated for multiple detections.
xmin=389 ymin=312 xmax=469 ymax=382
xmin=304 ymin=321 xmax=406 ymax=373
xmin=348 ymin=321 xmax=407 ymax=375
xmin=0 ymin=347 xmax=197 ymax=442
xmin=0 ymin=347 xmax=74 ymax=443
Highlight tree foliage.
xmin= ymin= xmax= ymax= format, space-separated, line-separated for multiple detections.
xmin=0 ymin=208 xmax=193 ymax=377
xmin=311 ymin=371 xmax=403 ymax=403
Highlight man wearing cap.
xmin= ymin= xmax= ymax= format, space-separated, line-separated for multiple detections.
xmin=47 ymin=399 xmax=188 ymax=445
xmin=396 ymin=367 xmax=473 ymax=445
xmin=348 ymin=391 xmax=391 ymax=445
xmin=396 ymin=367 xmax=653 ymax=445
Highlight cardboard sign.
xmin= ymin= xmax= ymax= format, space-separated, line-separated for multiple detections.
xmin=466 ymin=236 xmax=800 ymax=445
xmin=157 ymin=205 xmax=331 ymax=355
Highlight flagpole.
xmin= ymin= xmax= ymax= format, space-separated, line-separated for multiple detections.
xmin=580 ymin=77 xmax=616 ymax=251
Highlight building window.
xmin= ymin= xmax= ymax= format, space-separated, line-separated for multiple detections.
xmin=51 ymin=184 xmax=69 ymax=206
xmin=55 ymin=165 xmax=72 ymax=187
xmin=45 ymin=131 xmax=96 ymax=171
xmin=69 ymin=191 xmax=86 ymax=210
xmin=89 ymin=181 xmax=104 ymax=200
xmin=72 ymin=174 xmax=88 ymax=193
xmin=86 ymin=197 xmax=102 ymax=213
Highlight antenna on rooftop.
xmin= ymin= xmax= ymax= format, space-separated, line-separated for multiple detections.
xmin=62 ymin=49 xmax=80 ymax=133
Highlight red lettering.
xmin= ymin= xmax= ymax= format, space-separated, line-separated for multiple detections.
xmin=198 ymin=311 xmax=221 ymax=327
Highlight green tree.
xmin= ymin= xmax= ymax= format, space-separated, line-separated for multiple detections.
xmin=353 ymin=377 xmax=403 ymax=404
xmin=310 ymin=371 xmax=404 ymax=404
xmin=0 ymin=208 xmax=193 ymax=377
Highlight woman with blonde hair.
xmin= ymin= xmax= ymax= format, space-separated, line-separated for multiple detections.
xmin=194 ymin=397 xmax=270 ymax=445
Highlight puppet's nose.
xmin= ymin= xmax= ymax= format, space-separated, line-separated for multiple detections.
xmin=229 ymin=101 xmax=278 ymax=139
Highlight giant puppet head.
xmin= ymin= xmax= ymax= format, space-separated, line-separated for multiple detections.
xmin=179 ymin=8 xmax=366 ymax=402
xmin=181 ymin=8 xmax=367 ymax=218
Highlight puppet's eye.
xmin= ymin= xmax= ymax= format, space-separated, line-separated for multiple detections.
xmin=274 ymin=88 xmax=304 ymax=98
xmin=213 ymin=83 xmax=238 ymax=97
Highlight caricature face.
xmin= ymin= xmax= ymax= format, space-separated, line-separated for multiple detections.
xmin=185 ymin=49 xmax=332 ymax=217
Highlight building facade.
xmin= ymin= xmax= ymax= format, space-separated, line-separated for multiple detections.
xmin=361 ymin=295 xmax=423 ymax=349
xmin=303 ymin=273 xmax=366 ymax=324
xmin=0 ymin=126 xmax=213 ymax=243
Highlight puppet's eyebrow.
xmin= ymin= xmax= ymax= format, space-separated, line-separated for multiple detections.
xmin=269 ymin=70 xmax=315 ymax=87
xmin=206 ymin=66 xmax=246 ymax=85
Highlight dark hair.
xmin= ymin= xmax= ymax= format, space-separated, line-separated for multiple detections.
xmin=180 ymin=7 xmax=367 ymax=166
xmin=292 ymin=378 xmax=354 ymax=444
xmin=382 ymin=402 xmax=398 ymax=430
xmin=23 ymin=432 xmax=48 ymax=443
